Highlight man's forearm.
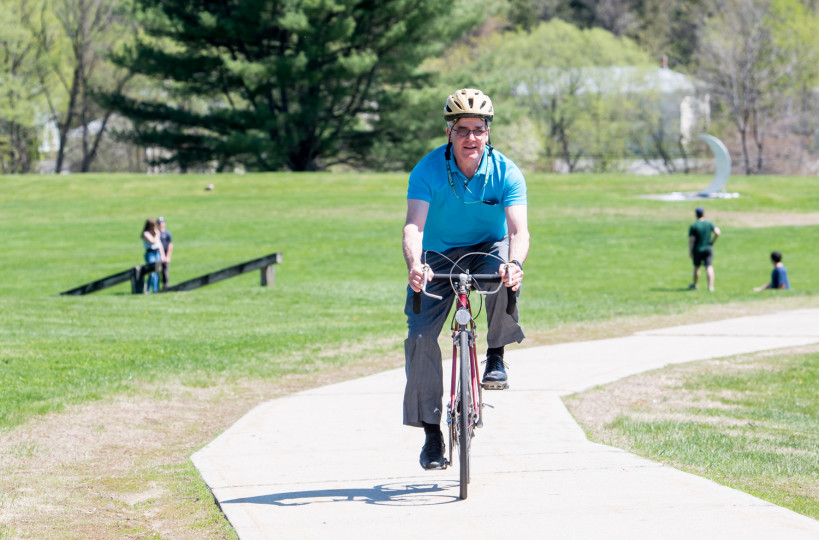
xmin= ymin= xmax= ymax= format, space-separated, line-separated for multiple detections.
xmin=402 ymin=226 xmax=423 ymax=270
xmin=509 ymin=230 xmax=530 ymax=265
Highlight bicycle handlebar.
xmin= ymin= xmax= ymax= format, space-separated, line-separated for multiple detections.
xmin=426 ymin=274 xmax=503 ymax=282
xmin=412 ymin=273 xmax=517 ymax=316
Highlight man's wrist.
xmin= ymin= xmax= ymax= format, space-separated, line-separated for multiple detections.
xmin=510 ymin=259 xmax=523 ymax=270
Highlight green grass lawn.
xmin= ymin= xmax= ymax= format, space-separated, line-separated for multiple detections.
xmin=567 ymin=348 xmax=819 ymax=519
xmin=1 ymin=171 xmax=818 ymax=430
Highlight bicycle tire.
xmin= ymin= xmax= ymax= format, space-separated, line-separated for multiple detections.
xmin=459 ymin=330 xmax=471 ymax=500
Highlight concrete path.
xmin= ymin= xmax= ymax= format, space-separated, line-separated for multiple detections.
xmin=192 ymin=309 xmax=819 ymax=539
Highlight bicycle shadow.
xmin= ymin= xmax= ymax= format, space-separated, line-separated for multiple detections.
xmin=221 ymin=480 xmax=459 ymax=507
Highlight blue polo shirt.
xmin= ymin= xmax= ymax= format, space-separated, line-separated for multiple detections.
xmin=407 ymin=144 xmax=527 ymax=253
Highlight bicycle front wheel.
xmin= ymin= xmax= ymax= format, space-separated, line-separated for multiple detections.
xmin=458 ymin=330 xmax=471 ymax=500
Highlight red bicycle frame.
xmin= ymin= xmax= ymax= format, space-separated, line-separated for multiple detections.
xmin=449 ymin=291 xmax=481 ymax=427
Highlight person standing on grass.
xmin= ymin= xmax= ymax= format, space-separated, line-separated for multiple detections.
xmin=754 ymin=251 xmax=790 ymax=291
xmin=688 ymin=206 xmax=720 ymax=291
xmin=402 ymin=88 xmax=529 ymax=470
xmin=157 ymin=217 xmax=173 ymax=289
xmin=142 ymin=219 xmax=165 ymax=293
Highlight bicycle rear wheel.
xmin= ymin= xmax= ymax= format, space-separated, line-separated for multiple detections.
xmin=458 ymin=330 xmax=471 ymax=500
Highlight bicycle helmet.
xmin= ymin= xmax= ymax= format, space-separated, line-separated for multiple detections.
xmin=444 ymin=88 xmax=494 ymax=121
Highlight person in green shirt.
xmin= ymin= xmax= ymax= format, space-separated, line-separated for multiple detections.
xmin=688 ymin=207 xmax=721 ymax=291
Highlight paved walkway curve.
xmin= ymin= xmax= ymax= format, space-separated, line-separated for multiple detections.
xmin=192 ymin=309 xmax=819 ymax=539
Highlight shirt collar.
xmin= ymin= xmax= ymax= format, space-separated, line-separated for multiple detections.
xmin=449 ymin=146 xmax=489 ymax=181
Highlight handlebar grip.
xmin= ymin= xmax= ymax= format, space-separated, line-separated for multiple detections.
xmin=506 ymin=286 xmax=517 ymax=315
xmin=413 ymin=291 xmax=422 ymax=314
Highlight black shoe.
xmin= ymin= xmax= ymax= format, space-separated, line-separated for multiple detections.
xmin=482 ymin=353 xmax=508 ymax=389
xmin=419 ymin=431 xmax=446 ymax=470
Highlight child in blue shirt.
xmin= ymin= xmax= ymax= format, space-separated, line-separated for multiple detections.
xmin=754 ymin=251 xmax=790 ymax=291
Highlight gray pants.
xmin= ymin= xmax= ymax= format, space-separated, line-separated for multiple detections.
xmin=403 ymin=239 xmax=525 ymax=427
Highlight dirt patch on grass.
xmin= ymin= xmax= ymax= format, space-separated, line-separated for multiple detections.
xmin=548 ymin=207 xmax=819 ymax=229
xmin=716 ymin=211 xmax=819 ymax=229
xmin=564 ymin=341 xmax=819 ymax=452
xmin=0 ymin=356 xmax=402 ymax=539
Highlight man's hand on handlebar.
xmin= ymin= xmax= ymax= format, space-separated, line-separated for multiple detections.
xmin=410 ymin=255 xmax=518 ymax=316
xmin=500 ymin=262 xmax=523 ymax=292
xmin=409 ymin=264 xmax=433 ymax=293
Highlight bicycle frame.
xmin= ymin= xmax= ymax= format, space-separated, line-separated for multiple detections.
xmin=451 ymin=278 xmax=482 ymax=423
xmin=446 ymin=275 xmax=483 ymax=479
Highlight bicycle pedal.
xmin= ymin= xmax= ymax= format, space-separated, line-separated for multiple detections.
xmin=481 ymin=381 xmax=509 ymax=390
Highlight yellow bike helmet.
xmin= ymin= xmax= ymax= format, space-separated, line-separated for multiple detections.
xmin=444 ymin=88 xmax=494 ymax=121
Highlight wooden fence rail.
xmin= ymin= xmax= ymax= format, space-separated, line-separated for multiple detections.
xmin=161 ymin=252 xmax=282 ymax=292
xmin=59 ymin=252 xmax=282 ymax=296
xmin=60 ymin=262 xmax=161 ymax=296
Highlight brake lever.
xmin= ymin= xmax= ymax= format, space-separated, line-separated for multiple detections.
xmin=412 ymin=265 xmax=440 ymax=315
xmin=421 ymin=265 xmax=442 ymax=300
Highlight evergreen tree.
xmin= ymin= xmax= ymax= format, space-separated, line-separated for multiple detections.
xmin=105 ymin=0 xmax=475 ymax=172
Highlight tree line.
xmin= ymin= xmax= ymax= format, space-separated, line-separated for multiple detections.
xmin=1 ymin=0 xmax=818 ymax=175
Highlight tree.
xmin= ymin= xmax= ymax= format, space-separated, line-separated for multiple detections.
xmin=105 ymin=0 xmax=479 ymax=172
xmin=588 ymin=0 xmax=639 ymax=37
xmin=697 ymin=0 xmax=764 ymax=174
xmin=38 ymin=0 xmax=134 ymax=173
xmin=505 ymin=0 xmax=561 ymax=31
xmin=695 ymin=0 xmax=815 ymax=174
xmin=433 ymin=19 xmax=654 ymax=172
xmin=503 ymin=0 xmax=714 ymax=69
xmin=767 ymin=0 xmax=819 ymax=145
xmin=0 ymin=0 xmax=51 ymax=173
xmin=628 ymin=0 xmax=713 ymax=68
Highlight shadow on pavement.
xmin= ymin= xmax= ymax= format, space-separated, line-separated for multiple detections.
xmin=221 ymin=481 xmax=459 ymax=507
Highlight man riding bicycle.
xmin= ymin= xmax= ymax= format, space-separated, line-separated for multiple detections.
xmin=402 ymin=88 xmax=529 ymax=470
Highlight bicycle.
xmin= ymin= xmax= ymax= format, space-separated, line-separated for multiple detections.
xmin=412 ymin=252 xmax=516 ymax=500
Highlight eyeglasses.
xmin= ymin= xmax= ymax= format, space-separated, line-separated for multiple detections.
xmin=451 ymin=126 xmax=488 ymax=139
